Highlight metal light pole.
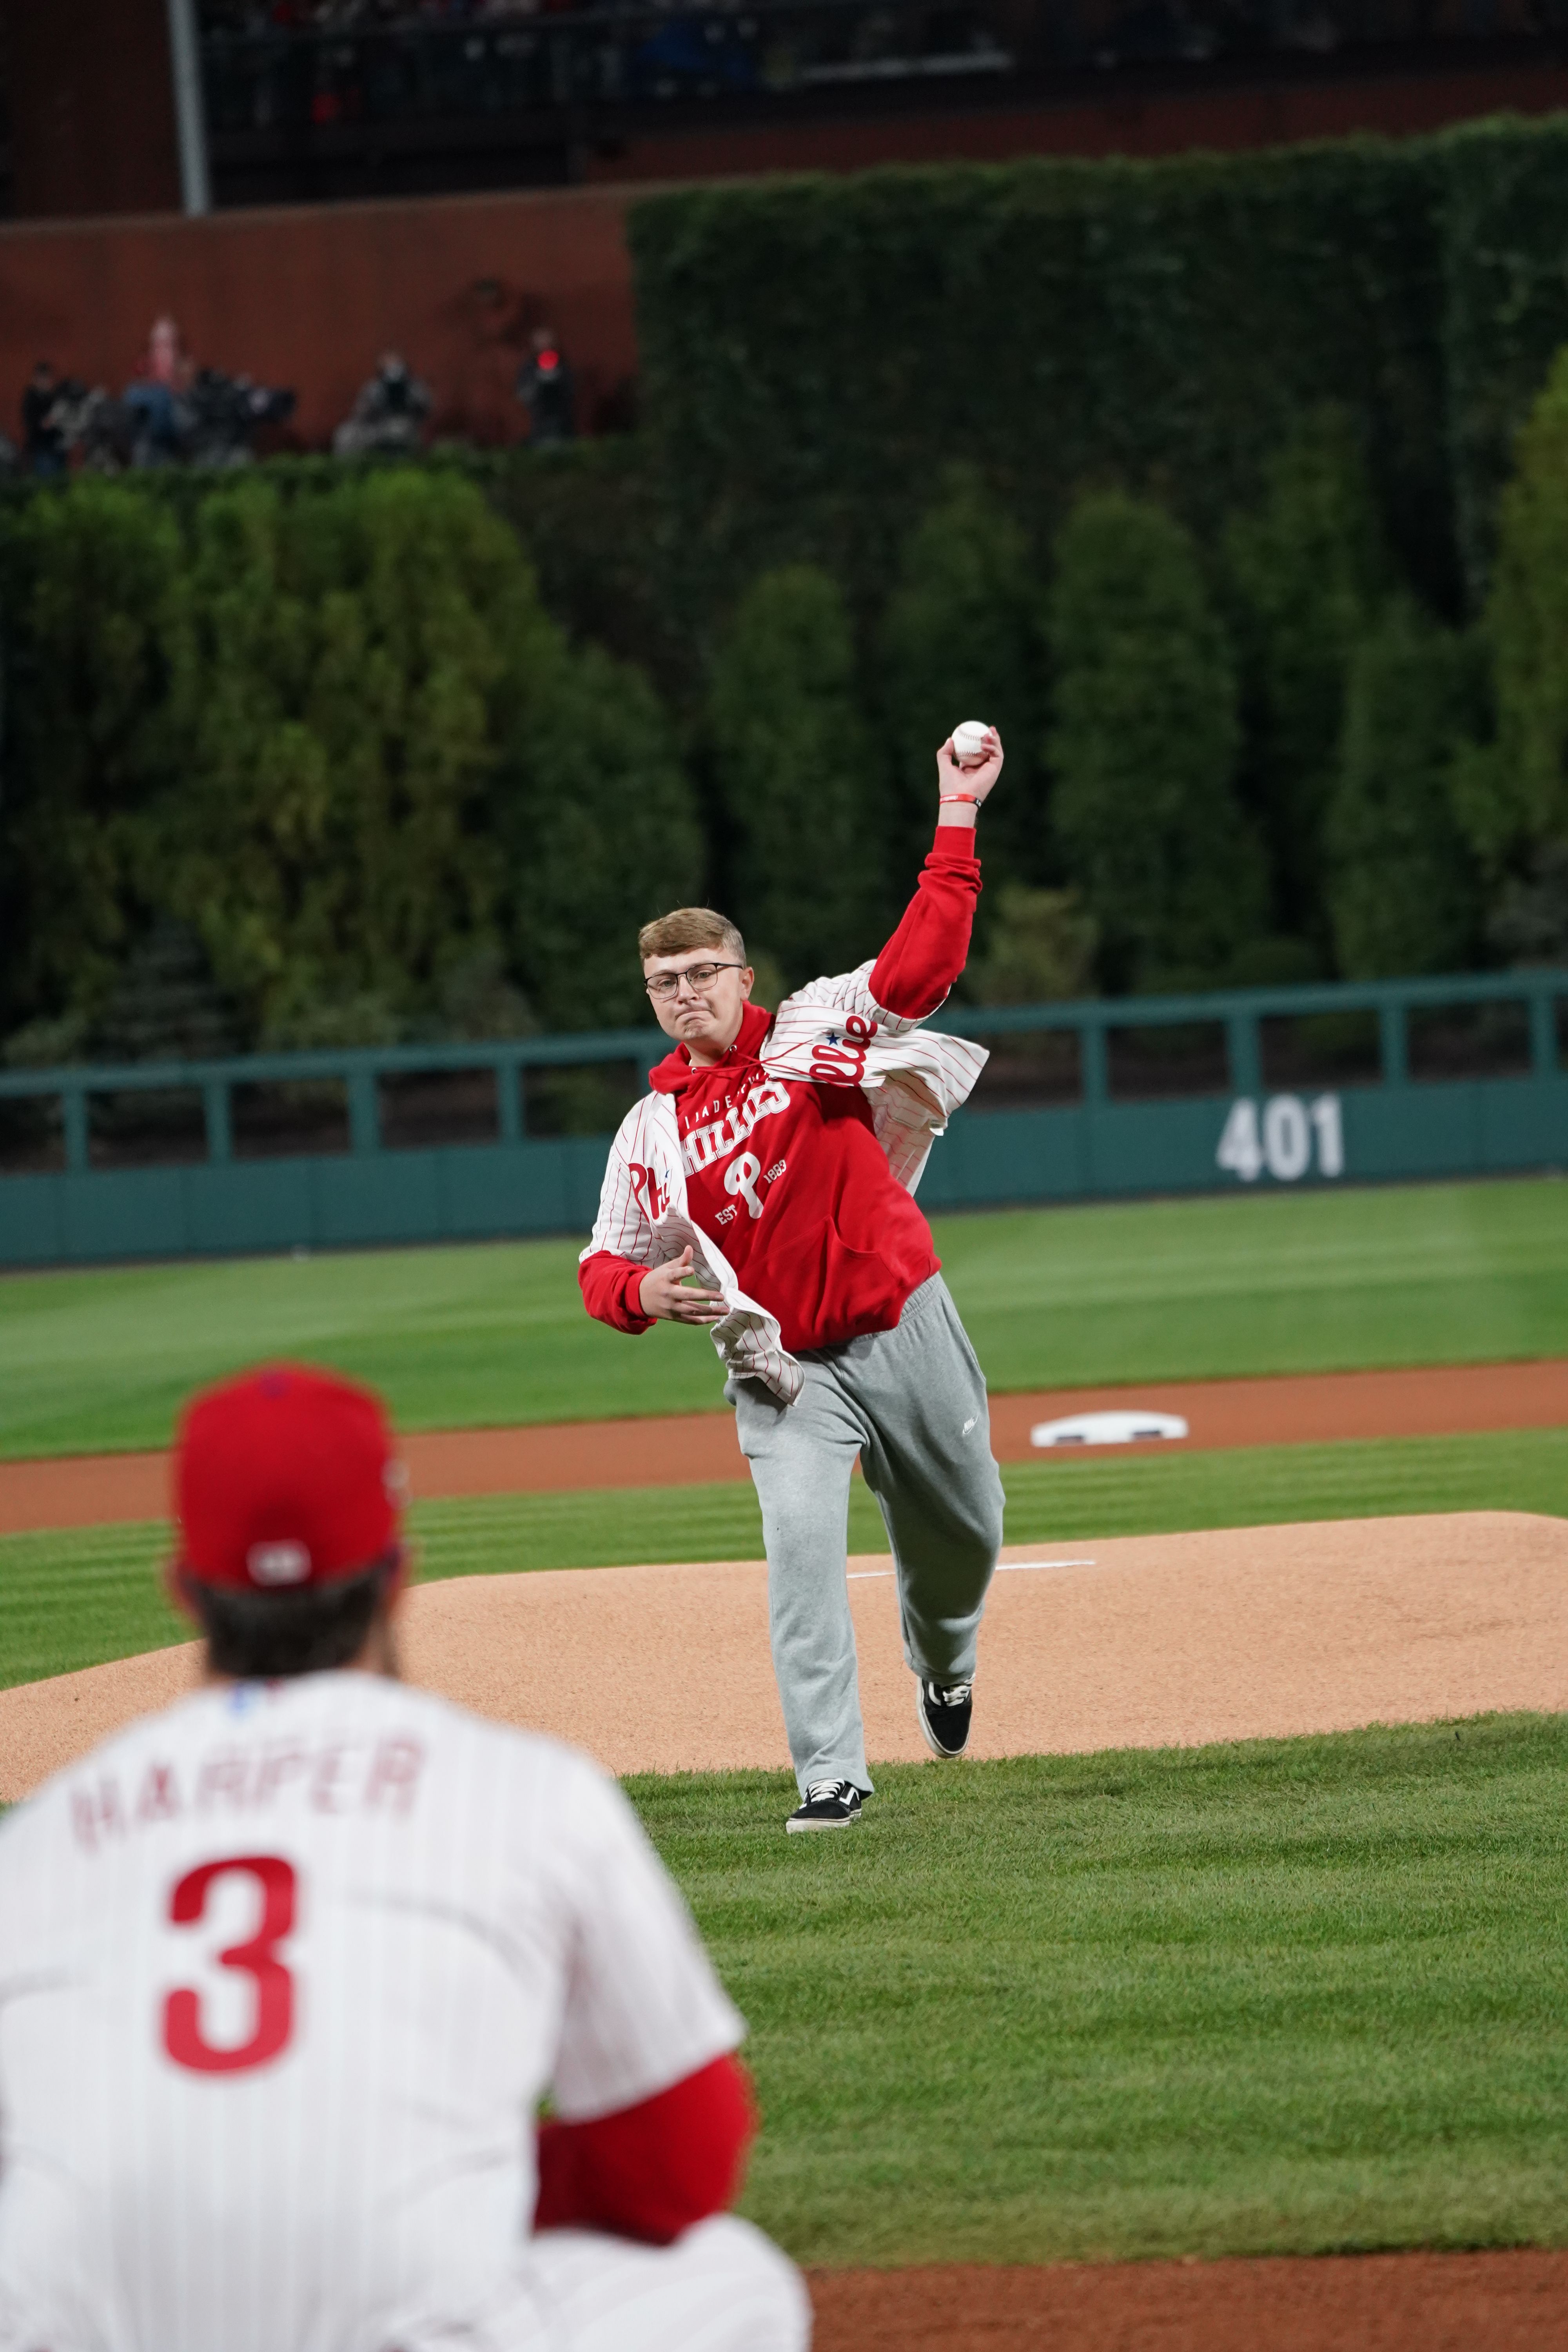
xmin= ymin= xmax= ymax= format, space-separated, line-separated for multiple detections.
xmin=165 ymin=0 xmax=211 ymax=216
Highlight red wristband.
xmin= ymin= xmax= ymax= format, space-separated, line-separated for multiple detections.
xmin=939 ymin=793 xmax=982 ymax=805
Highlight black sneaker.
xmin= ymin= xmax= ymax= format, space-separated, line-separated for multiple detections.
xmin=916 ymin=1679 xmax=973 ymax=1759
xmin=785 ymin=1779 xmax=864 ymax=1833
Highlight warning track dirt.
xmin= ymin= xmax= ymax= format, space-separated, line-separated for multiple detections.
xmin=2 ymin=1359 xmax=1564 ymax=1535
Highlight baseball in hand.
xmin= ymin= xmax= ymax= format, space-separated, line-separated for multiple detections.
xmin=952 ymin=720 xmax=993 ymax=768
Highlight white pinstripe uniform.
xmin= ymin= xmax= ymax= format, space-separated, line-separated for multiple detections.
xmin=583 ymin=958 xmax=988 ymax=1404
xmin=0 ymin=1674 xmax=809 ymax=2352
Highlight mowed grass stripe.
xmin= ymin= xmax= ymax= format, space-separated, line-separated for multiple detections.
xmin=0 ymin=1520 xmax=176 ymax=1691
xmin=4 ymin=1178 xmax=1566 ymax=1459
xmin=635 ymin=1715 xmax=1568 ymax=2265
xmin=4 ymin=1426 xmax=1564 ymax=1689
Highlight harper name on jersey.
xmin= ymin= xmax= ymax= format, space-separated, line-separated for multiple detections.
xmin=0 ymin=1673 xmax=741 ymax=2352
xmin=67 ymin=1728 xmax=425 ymax=1851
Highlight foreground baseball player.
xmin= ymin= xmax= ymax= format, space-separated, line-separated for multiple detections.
xmin=0 ymin=1364 xmax=809 ymax=2352
xmin=581 ymin=730 xmax=1007 ymax=1831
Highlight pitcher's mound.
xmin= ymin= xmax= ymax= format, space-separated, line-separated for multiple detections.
xmin=2 ymin=1512 xmax=1564 ymax=1801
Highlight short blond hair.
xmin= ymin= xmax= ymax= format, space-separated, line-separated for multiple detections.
xmin=638 ymin=907 xmax=746 ymax=964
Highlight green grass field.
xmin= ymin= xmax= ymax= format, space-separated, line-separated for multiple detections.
xmin=5 ymin=1425 xmax=1564 ymax=1690
xmin=4 ymin=1178 xmax=1564 ymax=2272
xmin=2 ymin=1178 xmax=1565 ymax=1458
xmin=642 ymin=1717 xmax=1568 ymax=2265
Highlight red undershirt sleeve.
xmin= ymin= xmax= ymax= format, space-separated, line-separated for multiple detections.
xmin=867 ymin=822 xmax=982 ymax=1020
xmin=534 ymin=2052 xmax=757 ymax=2245
xmin=579 ymin=1251 xmax=657 ymax=1334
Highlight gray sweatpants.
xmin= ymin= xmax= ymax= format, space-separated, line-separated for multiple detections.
xmin=727 ymin=1272 xmax=1004 ymax=1795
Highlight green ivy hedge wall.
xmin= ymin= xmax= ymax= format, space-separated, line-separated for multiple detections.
xmin=632 ymin=139 xmax=1454 ymax=627
xmin=8 ymin=114 xmax=1568 ymax=1071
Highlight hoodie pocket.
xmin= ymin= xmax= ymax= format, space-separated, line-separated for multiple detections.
xmin=819 ymin=1222 xmax=907 ymax=1334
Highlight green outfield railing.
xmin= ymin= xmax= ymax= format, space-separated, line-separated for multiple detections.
xmin=0 ymin=970 xmax=1564 ymax=1267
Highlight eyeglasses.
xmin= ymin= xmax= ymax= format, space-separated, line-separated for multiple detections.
xmin=645 ymin=962 xmax=745 ymax=1001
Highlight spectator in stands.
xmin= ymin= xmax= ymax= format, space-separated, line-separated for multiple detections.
xmin=147 ymin=314 xmax=191 ymax=392
xmin=124 ymin=314 xmax=193 ymax=467
xmin=332 ymin=350 xmax=434 ymax=456
xmin=20 ymin=361 xmax=66 ymax=477
xmin=517 ymin=325 xmax=576 ymax=445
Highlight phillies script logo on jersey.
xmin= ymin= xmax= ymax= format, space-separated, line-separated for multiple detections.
xmin=804 ymin=1011 xmax=875 ymax=1087
xmin=681 ymin=1078 xmax=792 ymax=1176
xmin=807 ymin=1042 xmax=867 ymax=1084
xmin=629 ymin=1162 xmax=671 ymax=1221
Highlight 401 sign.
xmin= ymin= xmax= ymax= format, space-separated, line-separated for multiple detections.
xmin=1216 ymin=1094 xmax=1344 ymax=1185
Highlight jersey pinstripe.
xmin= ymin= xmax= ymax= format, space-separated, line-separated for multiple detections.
xmin=0 ymin=1675 xmax=742 ymax=2352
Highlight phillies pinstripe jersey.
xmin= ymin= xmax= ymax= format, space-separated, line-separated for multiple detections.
xmin=581 ymin=957 xmax=988 ymax=1403
xmin=0 ymin=1673 xmax=742 ymax=2352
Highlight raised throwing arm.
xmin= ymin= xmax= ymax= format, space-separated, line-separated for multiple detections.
xmin=864 ymin=727 xmax=1004 ymax=1022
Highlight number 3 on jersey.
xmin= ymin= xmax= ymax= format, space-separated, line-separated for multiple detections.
xmin=162 ymin=1854 xmax=298 ymax=2076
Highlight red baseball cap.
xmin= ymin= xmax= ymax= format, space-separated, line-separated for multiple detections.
xmin=174 ymin=1363 xmax=404 ymax=1592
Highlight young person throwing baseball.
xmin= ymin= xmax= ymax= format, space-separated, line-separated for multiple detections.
xmin=581 ymin=727 xmax=1007 ymax=1832
xmin=0 ymin=1363 xmax=808 ymax=2352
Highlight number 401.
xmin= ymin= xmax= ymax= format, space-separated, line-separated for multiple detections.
xmin=1217 ymin=1094 xmax=1344 ymax=1185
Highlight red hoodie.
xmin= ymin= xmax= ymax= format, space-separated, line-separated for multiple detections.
xmin=579 ymin=824 xmax=981 ymax=1356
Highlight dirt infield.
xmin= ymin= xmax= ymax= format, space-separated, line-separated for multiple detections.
xmin=3 ymin=1510 xmax=1563 ymax=1802
xmin=2 ymin=1358 xmax=1564 ymax=1535
xmin=807 ymin=2250 xmax=1568 ymax=2350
